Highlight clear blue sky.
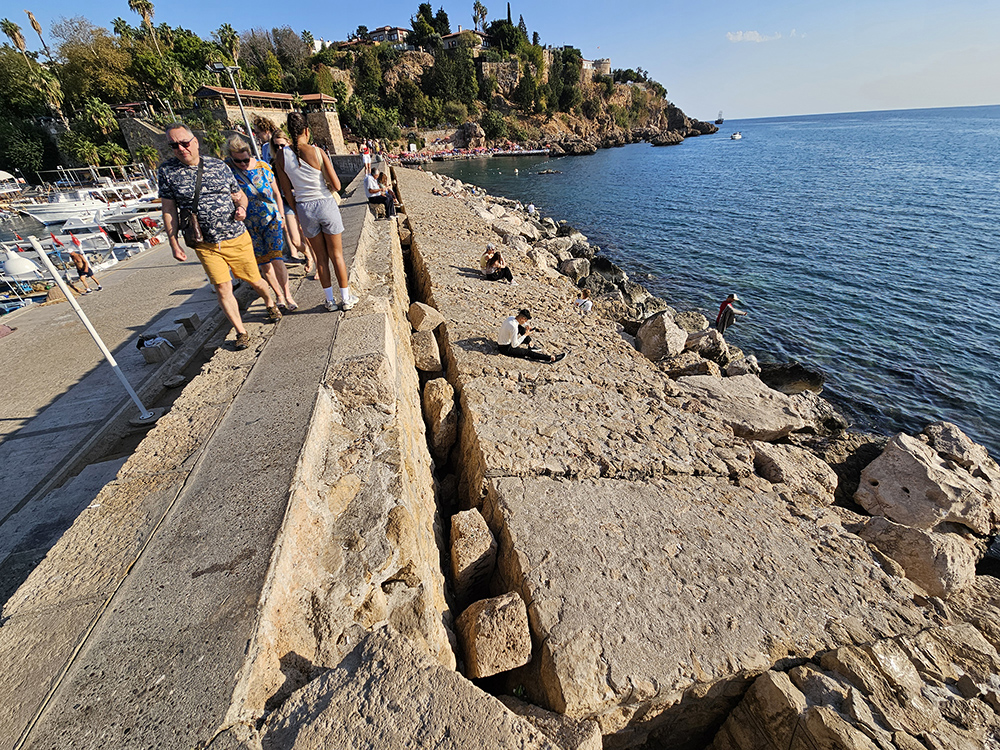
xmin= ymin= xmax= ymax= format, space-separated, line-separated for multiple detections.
xmin=12 ymin=0 xmax=1000 ymax=120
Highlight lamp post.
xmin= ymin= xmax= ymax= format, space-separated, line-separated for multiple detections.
xmin=207 ymin=62 xmax=259 ymax=157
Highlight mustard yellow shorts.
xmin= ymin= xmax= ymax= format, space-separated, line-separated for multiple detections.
xmin=193 ymin=231 xmax=262 ymax=286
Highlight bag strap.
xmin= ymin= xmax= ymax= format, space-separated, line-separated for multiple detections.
xmin=191 ymin=158 xmax=205 ymax=212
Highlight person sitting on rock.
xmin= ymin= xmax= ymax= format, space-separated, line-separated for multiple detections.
xmin=497 ymin=309 xmax=566 ymax=363
xmin=364 ymin=168 xmax=396 ymax=219
xmin=715 ymin=293 xmax=748 ymax=335
xmin=481 ymin=243 xmax=498 ymax=274
xmin=574 ymin=289 xmax=593 ymax=316
xmin=484 ymin=249 xmax=516 ymax=284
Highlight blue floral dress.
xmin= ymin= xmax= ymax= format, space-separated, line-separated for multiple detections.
xmin=231 ymin=161 xmax=284 ymax=264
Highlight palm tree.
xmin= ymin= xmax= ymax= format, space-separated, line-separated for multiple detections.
xmin=136 ymin=144 xmax=159 ymax=171
xmin=1 ymin=19 xmax=32 ymax=70
xmin=24 ymin=10 xmax=52 ymax=62
xmin=112 ymin=17 xmax=134 ymax=41
xmin=213 ymin=24 xmax=241 ymax=85
xmin=127 ymin=0 xmax=161 ymax=56
xmin=473 ymin=1 xmax=488 ymax=32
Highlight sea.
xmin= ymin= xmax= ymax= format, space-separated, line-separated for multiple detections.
xmin=426 ymin=105 xmax=1000 ymax=459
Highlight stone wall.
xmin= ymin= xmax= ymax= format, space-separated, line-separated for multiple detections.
xmin=479 ymin=59 xmax=522 ymax=96
xmin=227 ymin=184 xmax=454 ymax=723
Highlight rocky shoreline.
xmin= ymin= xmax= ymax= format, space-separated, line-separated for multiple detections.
xmin=392 ymin=167 xmax=1000 ymax=747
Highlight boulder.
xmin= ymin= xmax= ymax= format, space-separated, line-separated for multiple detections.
xmin=409 ymin=302 xmax=446 ymax=332
xmin=504 ymin=234 xmax=532 ymax=255
xmin=412 ymin=330 xmax=442 ymax=372
xmin=636 ymin=312 xmax=687 ymax=361
xmin=527 ymin=245 xmax=559 ymax=273
xmin=499 ymin=696 xmax=603 ymax=750
xmin=451 ymin=509 xmax=497 ymax=608
xmin=726 ymin=354 xmax=761 ymax=377
xmin=579 ymin=273 xmax=620 ymax=298
xmin=589 ymin=256 xmax=627 ymax=284
xmin=673 ymin=311 xmax=709 ymax=333
xmin=854 ymin=426 xmax=1000 ymax=536
xmin=751 ymin=442 xmax=838 ymax=505
xmin=658 ymin=351 xmax=722 ymax=380
xmin=857 ymin=516 xmax=978 ymax=598
xmin=676 ymin=374 xmax=816 ymax=441
xmin=619 ymin=280 xmax=651 ymax=306
xmin=423 ymin=378 xmax=457 ymax=461
xmin=685 ymin=328 xmax=731 ymax=367
xmin=558 ymin=258 xmax=590 ymax=284
xmin=758 ymin=362 xmax=825 ymax=395
xmin=261 ymin=627 xmax=556 ymax=750
xmin=542 ymin=237 xmax=574 ymax=256
xmin=649 ymin=131 xmax=685 ymax=146
xmin=569 ymin=241 xmax=596 ymax=260
xmin=456 ymin=592 xmax=532 ymax=679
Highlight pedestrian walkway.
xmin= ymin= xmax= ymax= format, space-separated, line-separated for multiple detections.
xmin=2 ymin=174 xmax=371 ymax=749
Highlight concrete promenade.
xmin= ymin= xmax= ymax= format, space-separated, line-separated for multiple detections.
xmin=0 ymin=178 xmax=368 ymax=748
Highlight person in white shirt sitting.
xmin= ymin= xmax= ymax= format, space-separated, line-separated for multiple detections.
xmin=497 ymin=309 xmax=566 ymax=363
xmin=364 ymin=168 xmax=396 ymax=218
xmin=573 ymin=289 xmax=593 ymax=315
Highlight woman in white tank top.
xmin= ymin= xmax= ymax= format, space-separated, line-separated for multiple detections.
xmin=273 ymin=113 xmax=357 ymax=311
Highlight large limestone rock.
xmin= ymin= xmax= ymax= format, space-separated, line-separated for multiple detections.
xmin=558 ymin=258 xmax=590 ymax=284
xmin=685 ymin=328 xmax=731 ymax=367
xmin=673 ymin=310 xmax=709 ymax=333
xmin=451 ymin=508 xmax=497 ymax=608
xmin=409 ymin=301 xmax=446 ymax=332
xmin=751 ymin=441 xmax=838 ymax=505
xmin=423 ymin=378 xmax=457 ymax=461
xmin=857 ymin=515 xmax=979 ymax=597
xmin=261 ymin=628 xmax=557 ymax=749
xmin=499 ymin=696 xmax=603 ymax=750
xmin=658 ymin=351 xmax=722 ymax=379
xmin=485 ymin=475 xmax=928 ymax=745
xmin=636 ymin=312 xmax=687 ymax=360
xmin=412 ymin=329 xmax=442 ymax=372
xmin=855 ymin=423 xmax=1000 ymax=535
xmin=712 ymin=623 xmax=1000 ymax=750
xmin=677 ymin=374 xmax=816 ymax=441
xmin=456 ymin=592 xmax=533 ymax=679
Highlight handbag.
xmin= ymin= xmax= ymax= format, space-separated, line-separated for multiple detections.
xmin=178 ymin=159 xmax=205 ymax=246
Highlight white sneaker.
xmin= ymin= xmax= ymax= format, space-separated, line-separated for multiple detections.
xmin=341 ymin=292 xmax=359 ymax=311
xmin=323 ymin=299 xmax=339 ymax=312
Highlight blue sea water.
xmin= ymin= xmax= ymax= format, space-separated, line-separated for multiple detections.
xmin=427 ymin=106 xmax=1000 ymax=458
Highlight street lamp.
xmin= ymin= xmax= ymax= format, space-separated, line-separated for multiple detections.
xmin=207 ymin=62 xmax=259 ymax=157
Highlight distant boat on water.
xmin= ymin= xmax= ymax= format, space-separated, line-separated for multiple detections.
xmin=715 ymin=111 xmax=724 ymax=125
xmin=731 ymin=131 xmax=743 ymax=140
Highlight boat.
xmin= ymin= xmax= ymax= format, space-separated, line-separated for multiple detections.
xmin=731 ymin=132 xmax=742 ymax=140
xmin=16 ymin=165 xmax=157 ymax=225
xmin=715 ymin=111 xmax=724 ymax=125
xmin=0 ymin=170 xmax=23 ymax=201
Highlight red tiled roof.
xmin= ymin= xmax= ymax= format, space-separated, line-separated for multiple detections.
xmin=195 ymin=86 xmax=335 ymax=103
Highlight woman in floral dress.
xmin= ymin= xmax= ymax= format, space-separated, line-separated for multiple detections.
xmin=226 ymin=135 xmax=297 ymax=310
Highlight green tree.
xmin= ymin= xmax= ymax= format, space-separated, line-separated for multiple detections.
xmin=127 ymin=0 xmax=161 ymax=56
xmin=53 ymin=17 xmax=138 ymax=108
xmin=442 ymin=100 xmax=467 ymax=124
xmin=1 ymin=19 xmax=32 ymax=69
xmin=479 ymin=110 xmax=506 ymax=140
xmin=213 ymin=23 xmax=240 ymax=70
xmin=486 ymin=19 xmax=525 ymax=54
xmin=0 ymin=119 xmax=48 ymax=174
xmin=81 ymin=97 xmax=118 ymax=138
xmin=353 ymin=45 xmax=382 ymax=99
xmin=59 ymin=130 xmax=100 ymax=166
xmin=98 ymin=142 xmax=129 ymax=166
xmin=517 ymin=14 xmax=528 ymax=39
xmin=409 ymin=15 xmax=437 ymax=50
xmin=433 ymin=7 xmax=451 ymax=36
xmin=354 ymin=25 xmax=369 ymax=41
xmin=472 ymin=1 xmax=488 ymax=32
xmin=202 ymin=130 xmax=224 ymax=157
xmin=512 ymin=65 xmax=537 ymax=113
xmin=262 ymin=50 xmax=283 ymax=91
xmin=135 ymin=144 xmax=159 ymax=170
xmin=112 ymin=17 xmax=134 ymax=40
xmin=302 ymin=30 xmax=314 ymax=47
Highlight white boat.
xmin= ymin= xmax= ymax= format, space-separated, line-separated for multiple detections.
xmin=730 ymin=132 xmax=743 ymax=140
xmin=20 ymin=178 xmax=156 ymax=225
xmin=0 ymin=170 xmax=23 ymax=199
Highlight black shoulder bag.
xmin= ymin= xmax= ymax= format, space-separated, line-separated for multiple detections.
xmin=179 ymin=159 xmax=205 ymax=246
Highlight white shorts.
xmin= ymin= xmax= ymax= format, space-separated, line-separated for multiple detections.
xmin=296 ymin=198 xmax=344 ymax=237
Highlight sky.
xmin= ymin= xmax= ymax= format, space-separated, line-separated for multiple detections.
xmin=9 ymin=0 xmax=1000 ymax=120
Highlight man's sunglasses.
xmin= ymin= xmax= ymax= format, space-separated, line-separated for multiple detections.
xmin=232 ymin=157 xmax=251 ymax=164
xmin=168 ymin=139 xmax=194 ymax=150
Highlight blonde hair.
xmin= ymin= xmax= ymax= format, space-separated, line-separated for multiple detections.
xmin=226 ymin=134 xmax=251 ymax=155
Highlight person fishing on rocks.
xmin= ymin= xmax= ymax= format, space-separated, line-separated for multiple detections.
xmin=715 ymin=293 xmax=748 ymax=335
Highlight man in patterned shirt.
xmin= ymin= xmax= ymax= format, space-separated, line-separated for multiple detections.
xmin=158 ymin=123 xmax=279 ymax=350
